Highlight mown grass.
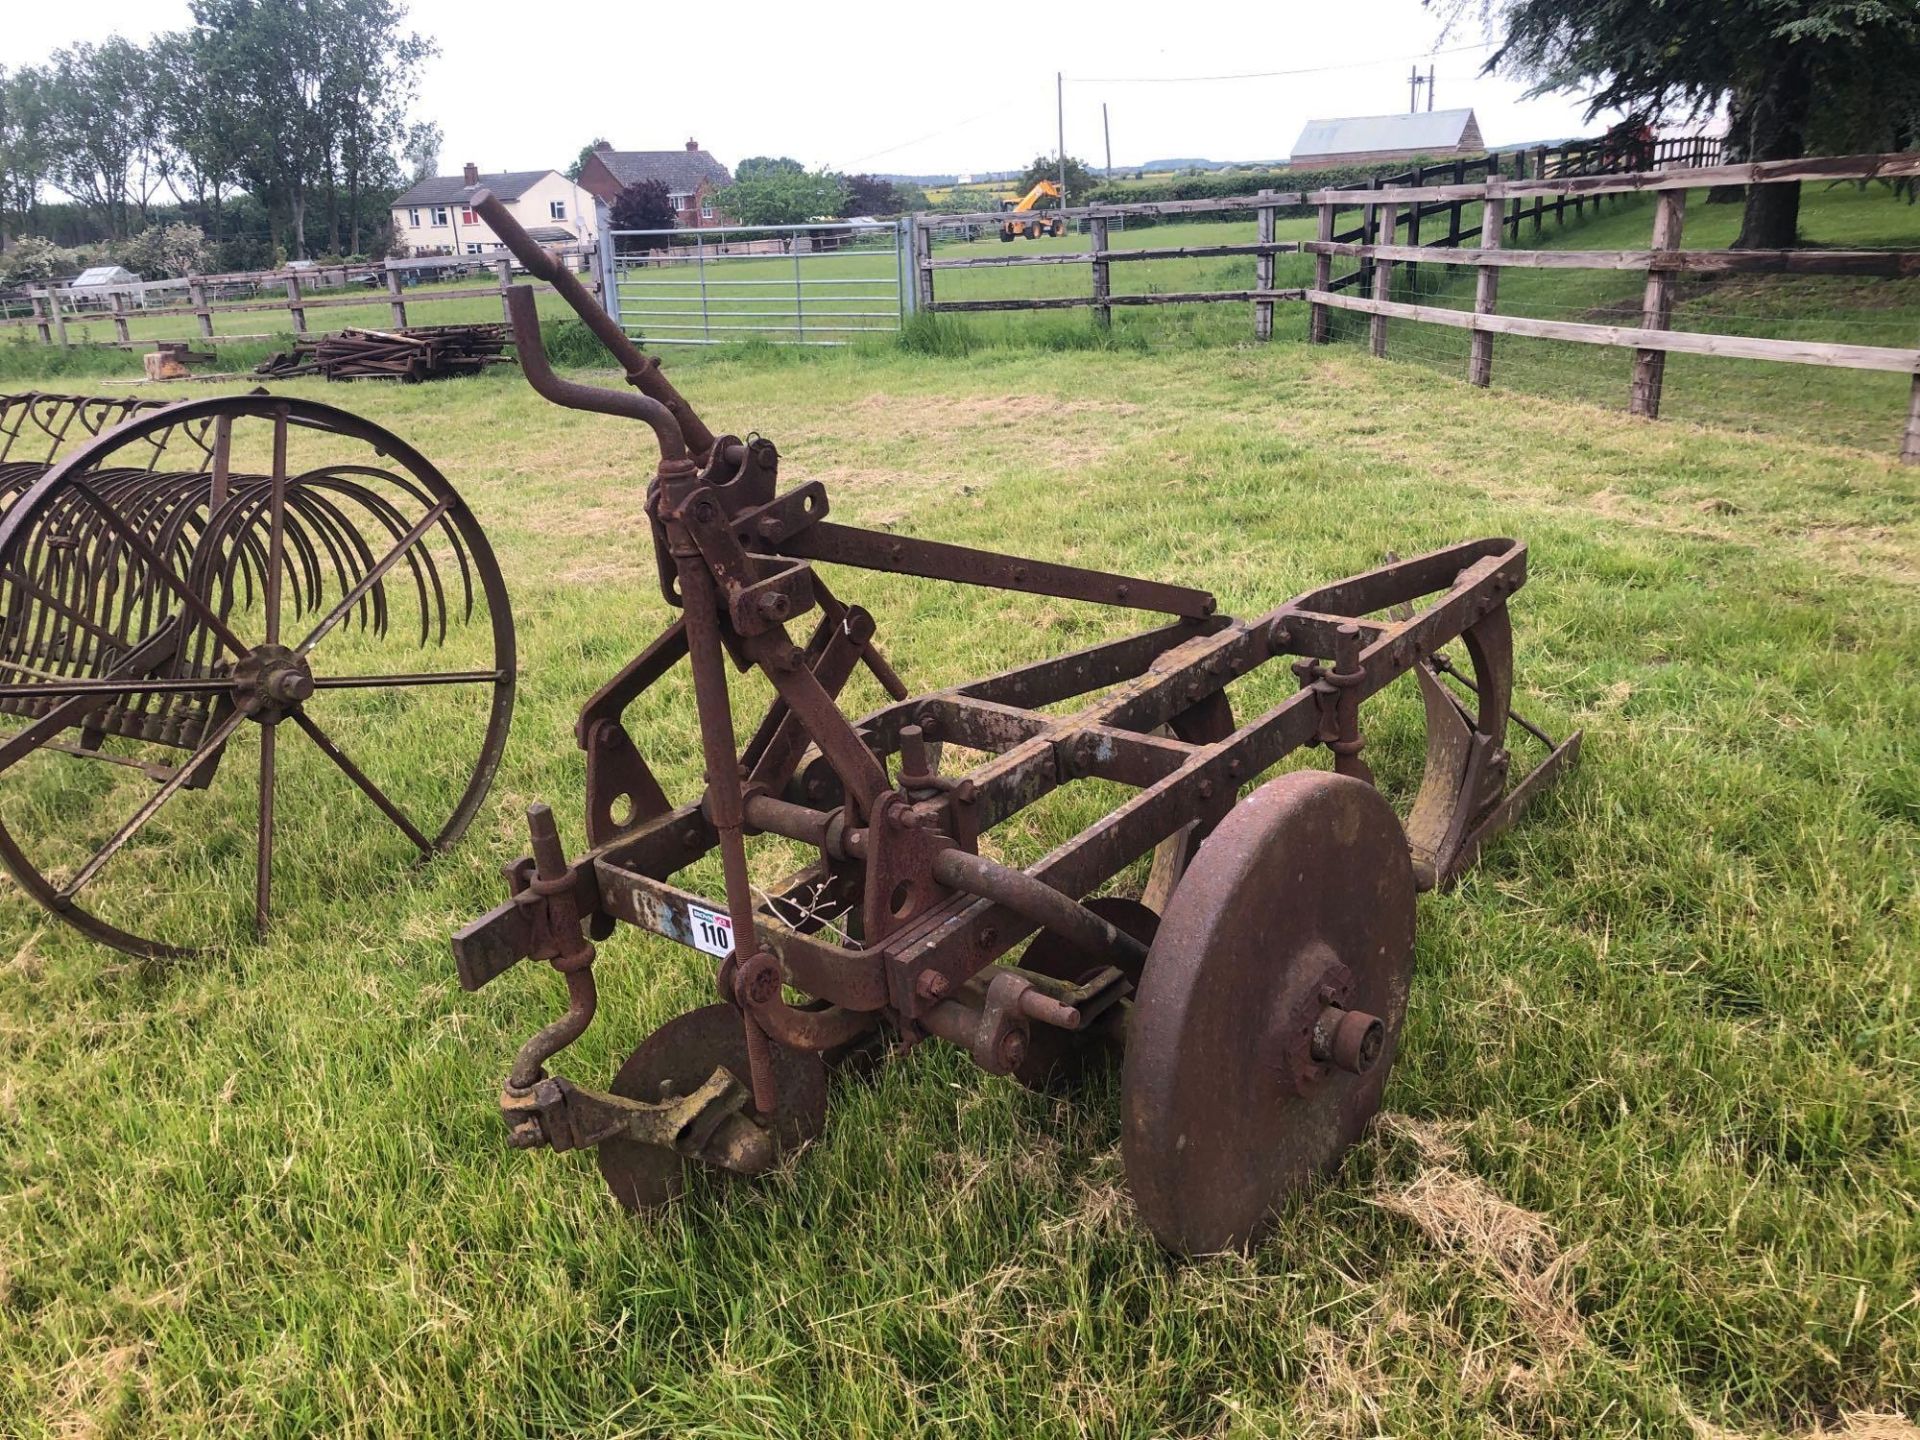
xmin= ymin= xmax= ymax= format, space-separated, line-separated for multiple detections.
xmin=0 ymin=330 xmax=1916 ymax=1437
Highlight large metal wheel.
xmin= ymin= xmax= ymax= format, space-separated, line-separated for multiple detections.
xmin=1121 ymin=770 xmax=1415 ymax=1254
xmin=598 ymin=1004 xmax=828 ymax=1212
xmin=0 ymin=394 xmax=515 ymax=956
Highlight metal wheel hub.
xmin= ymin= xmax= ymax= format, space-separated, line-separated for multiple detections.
xmin=231 ymin=645 xmax=315 ymax=719
xmin=1121 ymin=769 xmax=1416 ymax=1255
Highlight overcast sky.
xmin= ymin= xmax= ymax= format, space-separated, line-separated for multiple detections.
xmin=2 ymin=0 xmax=1639 ymax=179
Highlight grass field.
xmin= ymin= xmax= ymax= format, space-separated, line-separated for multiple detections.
xmin=1 ymin=304 xmax=1917 ymax=1437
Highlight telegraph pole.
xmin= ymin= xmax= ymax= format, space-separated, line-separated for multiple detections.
xmin=1103 ymin=102 xmax=1112 ymax=177
xmin=1057 ymin=72 xmax=1068 ymax=212
xmin=1427 ymin=63 xmax=1435 ymax=111
xmin=1408 ymin=66 xmax=1422 ymax=113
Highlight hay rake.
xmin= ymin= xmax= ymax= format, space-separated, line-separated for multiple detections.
xmin=456 ymin=194 xmax=1580 ymax=1254
xmin=0 ymin=389 xmax=514 ymax=955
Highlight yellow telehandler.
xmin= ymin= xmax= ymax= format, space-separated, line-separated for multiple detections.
xmin=998 ymin=180 xmax=1067 ymax=241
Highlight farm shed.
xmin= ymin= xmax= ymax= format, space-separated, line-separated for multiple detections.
xmin=576 ymin=140 xmax=734 ymax=228
xmin=1291 ymin=108 xmax=1484 ymax=166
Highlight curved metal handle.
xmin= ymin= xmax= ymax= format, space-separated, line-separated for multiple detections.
xmin=504 ymin=289 xmax=687 ymax=465
xmin=472 ymin=188 xmax=717 ymax=461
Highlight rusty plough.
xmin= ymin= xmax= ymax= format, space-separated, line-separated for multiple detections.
xmin=0 ymin=389 xmax=514 ymax=954
xmin=456 ymin=193 xmax=1581 ymax=1254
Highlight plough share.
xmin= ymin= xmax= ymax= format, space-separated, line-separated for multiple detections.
xmin=457 ymin=192 xmax=1581 ymax=1254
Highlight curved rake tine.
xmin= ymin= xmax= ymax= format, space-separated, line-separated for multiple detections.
xmin=68 ymin=477 xmax=250 ymax=660
xmin=295 ymin=496 xmax=453 ymax=658
xmin=314 ymin=478 xmax=442 ymax=646
xmin=264 ymin=410 xmax=288 ymax=646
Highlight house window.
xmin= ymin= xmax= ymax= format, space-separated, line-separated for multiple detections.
xmin=464 ymin=243 xmax=483 ymax=255
xmin=549 ymin=199 xmax=566 ymax=220
xmin=700 ymin=196 xmax=714 ymax=220
xmin=669 ymin=192 xmax=691 ymax=210
xmin=407 ymin=207 xmax=420 ymax=227
xmin=461 ymin=208 xmax=478 ymax=226
xmin=431 ymin=206 xmax=449 ymax=227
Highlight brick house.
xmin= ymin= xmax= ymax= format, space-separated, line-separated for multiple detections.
xmin=576 ymin=140 xmax=734 ymax=228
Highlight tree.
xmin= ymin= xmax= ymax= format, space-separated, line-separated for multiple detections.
xmin=718 ymin=168 xmax=848 ymax=226
xmin=735 ymin=156 xmax=806 ymax=182
xmin=150 ymin=31 xmax=239 ymax=241
xmin=1016 ymin=154 xmax=1096 ymax=206
xmin=117 ymin=222 xmax=211 ymax=278
xmin=401 ymin=122 xmax=441 ymax=186
xmin=609 ymin=179 xmax=676 ymax=250
xmin=568 ymin=139 xmax=611 ymax=182
xmin=40 ymin=38 xmax=166 ymax=239
xmin=1440 ymin=0 xmax=1920 ymax=247
xmin=0 ymin=66 xmax=53 ymax=248
xmin=842 ymin=173 xmax=900 ymax=216
xmin=186 ymin=0 xmax=432 ymax=258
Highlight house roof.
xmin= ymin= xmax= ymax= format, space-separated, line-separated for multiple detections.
xmin=593 ymin=148 xmax=733 ymax=194
xmin=1291 ymin=108 xmax=1479 ymax=158
xmin=393 ymin=170 xmax=554 ymax=207
xmin=523 ymin=225 xmax=574 ymax=243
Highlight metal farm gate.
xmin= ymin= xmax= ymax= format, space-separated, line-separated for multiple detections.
xmin=604 ymin=220 xmax=913 ymax=346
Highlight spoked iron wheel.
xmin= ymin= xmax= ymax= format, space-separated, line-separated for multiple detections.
xmin=0 ymin=395 xmax=514 ymax=956
xmin=1122 ymin=770 xmax=1415 ymax=1255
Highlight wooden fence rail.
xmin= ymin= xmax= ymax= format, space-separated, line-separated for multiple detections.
xmin=917 ymin=144 xmax=1920 ymax=463
xmin=17 ymin=254 xmax=597 ymax=351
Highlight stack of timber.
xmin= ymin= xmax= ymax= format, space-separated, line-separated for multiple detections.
xmin=254 ymin=324 xmax=512 ymax=382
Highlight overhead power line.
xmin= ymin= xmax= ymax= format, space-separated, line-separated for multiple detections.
xmin=1065 ymin=41 xmax=1494 ymax=86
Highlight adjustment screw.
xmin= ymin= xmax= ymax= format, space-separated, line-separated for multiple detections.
xmin=917 ymin=971 xmax=950 ymax=1001
xmin=756 ymin=591 xmax=791 ymax=621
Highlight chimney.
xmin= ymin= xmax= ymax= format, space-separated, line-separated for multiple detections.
xmin=685 ymin=138 xmax=699 ymax=152
xmin=595 ymin=140 xmax=613 ymax=152
xmin=463 ymin=162 xmax=479 ymax=186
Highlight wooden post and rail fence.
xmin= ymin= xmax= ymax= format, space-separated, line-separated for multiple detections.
xmin=915 ymin=145 xmax=1920 ymax=462
xmin=18 ymin=255 xmax=598 ymax=351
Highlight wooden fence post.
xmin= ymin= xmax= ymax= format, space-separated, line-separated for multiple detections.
xmin=1361 ymin=177 xmax=1381 ymax=296
xmin=189 ymin=277 xmax=214 ymax=339
xmin=913 ymin=219 xmax=934 ymax=313
xmin=1253 ymin=191 xmax=1274 ymax=340
xmin=1370 ymin=203 xmax=1397 ymax=358
xmin=495 ymin=258 xmax=513 ymax=324
xmin=1449 ymin=159 xmax=1466 ymax=247
xmin=1090 ymin=214 xmax=1111 ymax=329
xmin=286 ymin=272 xmax=306 ymax=334
xmin=47 ymin=288 xmax=68 ymax=347
xmin=1469 ymin=181 xmax=1503 ymax=387
xmin=1310 ymin=202 xmax=1334 ymax=344
xmin=385 ymin=261 xmax=408 ymax=328
xmin=1629 ymin=189 xmax=1686 ymax=418
xmin=1533 ymin=147 xmax=1548 ymax=236
xmin=30 ymin=291 xmax=51 ymax=345
xmin=110 ymin=291 xmax=131 ymax=346
xmin=1903 ymin=375 xmax=1920 ymax=465
xmin=1405 ymin=175 xmax=1423 ymax=290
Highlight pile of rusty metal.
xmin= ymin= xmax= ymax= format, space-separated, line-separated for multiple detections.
xmin=254 ymin=324 xmax=512 ymax=382
xmin=452 ymin=190 xmax=1583 ymax=1255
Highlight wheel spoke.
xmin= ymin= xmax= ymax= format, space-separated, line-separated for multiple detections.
xmin=256 ymin=721 xmax=276 ymax=937
xmin=291 ymin=709 xmax=432 ymax=852
xmin=308 ymin=668 xmax=503 ymax=691
xmin=295 ymin=496 xmax=454 ymax=657
xmin=56 ymin=707 xmax=248 ymax=902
